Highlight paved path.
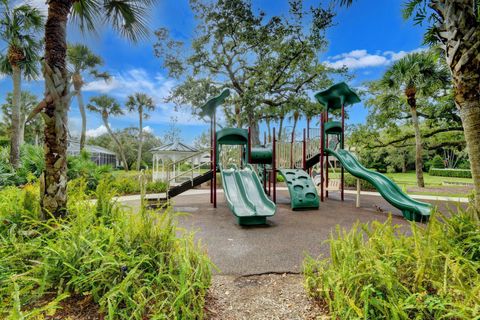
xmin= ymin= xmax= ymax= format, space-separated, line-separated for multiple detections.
xmin=121 ymin=189 xmax=464 ymax=275
xmin=116 ymin=188 xmax=469 ymax=203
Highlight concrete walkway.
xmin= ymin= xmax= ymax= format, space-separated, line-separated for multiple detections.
xmin=116 ymin=188 xmax=470 ymax=203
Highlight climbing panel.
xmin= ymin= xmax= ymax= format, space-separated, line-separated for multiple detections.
xmin=278 ymin=169 xmax=319 ymax=210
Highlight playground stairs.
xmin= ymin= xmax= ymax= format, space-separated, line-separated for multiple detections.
xmin=167 ymin=170 xmax=214 ymax=198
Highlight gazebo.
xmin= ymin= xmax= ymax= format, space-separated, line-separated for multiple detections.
xmin=151 ymin=142 xmax=210 ymax=182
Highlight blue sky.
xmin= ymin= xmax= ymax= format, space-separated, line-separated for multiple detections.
xmin=1 ymin=0 xmax=426 ymax=144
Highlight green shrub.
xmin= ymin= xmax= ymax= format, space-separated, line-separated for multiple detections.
xmin=0 ymin=180 xmax=211 ymax=318
xmin=429 ymin=168 xmax=472 ymax=178
xmin=304 ymin=211 xmax=480 ymax=319
xmin=146 ymin=180 xmax=167 ymax=193
xmin=344 ymin=173 xmax=376 ymax=191
xmin=431 ymin=155 xmax=445 ymax=169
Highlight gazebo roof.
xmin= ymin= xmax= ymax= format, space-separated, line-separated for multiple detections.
xmin=151 ymin=142 xmax=198 ymax=154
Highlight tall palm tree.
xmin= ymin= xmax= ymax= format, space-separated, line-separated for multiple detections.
xmin=126 ymin=93 xmax=155 ymax=171
xmin=0 ymin=0 xmax=43 ymax=168
xmin=377 ymin=51 xmax=450 ymax=188
xmin=1 ymin=91 xmax=41 ymax=145
xmin=67 ymin=44 xmax=110 ymax=151
xmin=35 ymin=0 xmax=154 ymax=217
xmin=87 ymin=95 xmax=129 ymax=171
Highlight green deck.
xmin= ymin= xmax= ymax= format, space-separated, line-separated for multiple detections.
xmin=278 ymin=169 xmax=320 ymax=210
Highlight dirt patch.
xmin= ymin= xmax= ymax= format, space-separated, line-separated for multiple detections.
xmin=205 ymin=274 xmax=329 ymax=320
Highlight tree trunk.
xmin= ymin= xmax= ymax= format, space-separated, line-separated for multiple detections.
xmin=455 ymin=79 xmax=480 ymax=215
xmin=137 ymin=108 xmax=143 ymax=171
xmin=278 ymin=116 xmax=284 ymax=141
xmin=266 ymin=117 xmax=271 ymax=143
xmin=73 ymin=73 xmax=86 ymax=150
xmin=410 ymin=106 xmax=425 ymax=188
xmin=247 ymin=110 xmax=260 ymax=146
xmin=402 ymin=151 xmax=407 ymax=173
xmin=9 ymin=65 xmax=22 ymax=168
xmin=104 ymin=117 xmax=129 ymax=171
xmin=41 ymin=0 xmax=73 ymax=218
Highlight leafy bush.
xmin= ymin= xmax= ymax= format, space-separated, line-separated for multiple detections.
xmin=146 ymin=180 xmax=167 ymax=193
xmin=429 ymin=168 xmax=472 ymax=178
xmin=304 ymin=211 xmax=480 ymax=319
xmin=344 ymin=173 xmax=376 ymax=191
xmin=68 ymin=150 xmax=113 ymax=191
xmin=0 ymin=179 xmax=211 ymax=318
xmin=430 ymin=155 xmax=445 ymax=169
xmin=0 ymin=145 xmax=44 ymax=187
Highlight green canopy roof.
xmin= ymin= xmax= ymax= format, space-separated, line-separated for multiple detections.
xmin=314 ymin=82 xmax=360 ymax=110
xmin=198 ymin=88 xmax=230 ymax=119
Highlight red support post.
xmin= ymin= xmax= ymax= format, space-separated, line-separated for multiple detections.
xmin=320 ymin=112 xmax=324 ymax=202
xmin=210 ymin=117 xmax=213 ymax=204
xmin=302 ymin=128 xmax=306 ymax=170
xmin=272 ymin=127 xmax=276 ymax=204
xmin=325 ymin=110 xmax=329 ymax=199
xmin=341 ymin=104 xmax=345 ymax=201
xmin=213 ymin=112 xmax=217 ymax=208
xmin=248 ymin=127 xmax=252 ymax=164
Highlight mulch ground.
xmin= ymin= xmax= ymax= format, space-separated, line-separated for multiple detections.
xmin=205 ymin=274 xmax=329 ymax=320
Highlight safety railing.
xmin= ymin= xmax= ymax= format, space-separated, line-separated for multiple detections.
xmin=164 ymin=150 xmax=212 ymax=198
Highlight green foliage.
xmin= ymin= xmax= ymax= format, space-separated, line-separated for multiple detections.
xmin=429 ymin=168 xmax=472 ymax=179
xmin=0 ymin=180 xmax=211 ymax=318
xmin=67 ymin=150 xmax=113 ymax=191
xmin=155 ymin=0 xmax=341 ymax=142
xmin=89 ymin=127 xmax=162 ymax=168
xmin=304 ymin=210 xmax=480 ymax=319
xmin=344 ymin=173 xmax=375 ymax=191
xmin=430 ymin=155 xmax=445 ymax=169
xmin=0 ymin=144 xmax=44 ymax=186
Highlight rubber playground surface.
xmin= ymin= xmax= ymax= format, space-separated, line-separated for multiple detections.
xmin=123 ymin=189 xmax=464 ymax=275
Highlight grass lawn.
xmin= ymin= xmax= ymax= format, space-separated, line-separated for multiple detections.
xmin=331 ymin=171 xmax=473 ymax=198
xmin=385 ymin=171 xmax=473 ymax=187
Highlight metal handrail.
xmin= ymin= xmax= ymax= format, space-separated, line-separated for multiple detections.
xmin=165 ymin=149 xmax=212 ymax=199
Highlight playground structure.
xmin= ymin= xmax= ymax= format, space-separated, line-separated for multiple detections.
xmin=152 ymin=83 xmax=432 ymax=224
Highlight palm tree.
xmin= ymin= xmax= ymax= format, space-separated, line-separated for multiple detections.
xmin=1 ymin=91 xmax=41 ymax=145
xmin=67 ymin=44 xmax=110 ymax=151
xmin=376 ymin=51 xmax=450 ymax=188
xmin=87 ymin=95 xmax=129 ymax=171
xmin=0 ymin=0 xmax=43 ymax=168
xmin=126 ymin=93 xmax=155 ymax=171
xmin=35 ymin=0 xmax=154 ymax=217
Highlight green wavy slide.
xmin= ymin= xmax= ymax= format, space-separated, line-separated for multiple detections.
xmin=326 ymin=148 xmax=432 ymax=221
xmin=220 ymin=165 xmax=276 ymax=225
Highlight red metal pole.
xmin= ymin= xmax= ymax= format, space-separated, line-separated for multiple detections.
xmin=320 ymin=112 xmax=324 ymax=202
xmin=248 ymin=127 xmax=252 ymax=164
xmin=213 ymin=112 xmax=217 ymax=208
xmin=325 ymin=110 xmax=329 ymax=199
xmin=272 ymin=127 xmax=276 ymax=203
xmin=210 ymin=117 xmax=213 ymax=204
xmin=302 ymin=128 xmax=306 ymax=170
xmin=341 ymin=104 xmax=345 ymax=201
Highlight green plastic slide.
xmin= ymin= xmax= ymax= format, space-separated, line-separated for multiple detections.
xmin=326 ymin=148 xmax=432 ymax=221
xmin=278 ymin=169 xmax=319 ymax=210
xmin=220 ymin=165 xmax=276 ymax=225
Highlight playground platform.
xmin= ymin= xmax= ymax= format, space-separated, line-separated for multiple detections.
xmin=121 ymin=189 xmax=465 ymax=275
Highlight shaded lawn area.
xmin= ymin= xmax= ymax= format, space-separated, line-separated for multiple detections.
xmin=331 ymin=171 xmax=473 ymax=198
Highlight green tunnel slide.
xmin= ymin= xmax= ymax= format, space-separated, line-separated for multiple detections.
xmin=326 ymin=148 xmax=432 ymax=221
xmin=220 ymin=164 xmax=276 ymax=225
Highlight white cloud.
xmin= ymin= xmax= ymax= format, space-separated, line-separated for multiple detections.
xmin=325 ymin=48 xmax=425 ymax=70
xmin=17 ymin=0 xmax=48 ymax=13
xmin=86 ymin=125 xmax=108 ymax=138
xmin=83 ymin=68 xmax=208 ymax=126
xmin=143 ymin=125 xmax=153 ymax=134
